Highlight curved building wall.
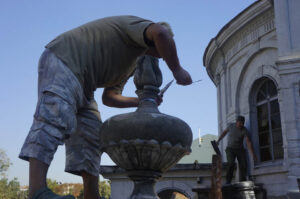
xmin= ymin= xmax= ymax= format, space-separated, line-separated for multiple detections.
xmin=203 ymin=0 xmax=300 ymax=197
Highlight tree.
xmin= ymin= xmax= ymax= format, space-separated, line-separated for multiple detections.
xmin=47 ymin=178 xmax=61 ymax=194
xmin=99 ymin=180 xmax=111 ymax=199
xmin=58 ymin=183 xmax=83 ymax=197
xmin=0 ymin=177 xmax=27 ymax=199
xmin=77 ymin=180 xmax=111 ymax=199
xmin=0 ymin=149 xmax=28 ymax=199
xmin=77 ymin=189 xmax=84 ymax=199
xmin=0 ymin=149 xmax=11 ymax=178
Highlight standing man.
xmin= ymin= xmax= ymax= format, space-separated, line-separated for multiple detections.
xmin=216 ymin=116 xmax=258 ymax=184
xmin=19 ymin=15 xmax=192 ymax=199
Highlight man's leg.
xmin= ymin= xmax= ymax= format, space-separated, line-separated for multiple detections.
xmin=20 ymin=49 xmax=83 ymax=198
xmin=65 ymin=99 xmax=102 ymax=199
xmin=29 ymin=158 xmax=74 ymax=199
xmin=28 ymin=158 xmax=49 ymax=199
xmin=82 ymin=172 xmax=100 ymax=199
xmin=20 ymin=92 xmax=77 ymax=199
xmin=237 ymin=149 xmax=247 ymax=181
xmin=225 ymin=148 xmax=236 ymax=184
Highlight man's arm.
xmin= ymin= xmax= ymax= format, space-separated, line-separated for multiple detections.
xmin=102 ymin=88 xmax=163 ymax=108
xmin=145 ymin=23 xmax=192 ymax=85
xmin=102 ymin=88 xmax=139 ymax=108
xmin=245 ymin=136 xmax=258 ymax=162
xmin=216 ymin=129 xmax=229 ymax=145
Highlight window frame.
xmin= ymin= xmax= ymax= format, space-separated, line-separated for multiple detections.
xmin=249 ymin=77 xmax=283 ymax=164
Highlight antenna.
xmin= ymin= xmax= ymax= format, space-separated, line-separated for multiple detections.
xmin=198 ymin=128 xmax=203 ymax=147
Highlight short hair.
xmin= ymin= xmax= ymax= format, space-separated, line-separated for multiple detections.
xmin=157 ymin=22 xmax=174 ymax=37
xmin=236 ymin=115 xmax=245 ymax=123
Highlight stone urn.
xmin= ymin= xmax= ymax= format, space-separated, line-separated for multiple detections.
xmin=100 ymin=56 xmax=193 ymax=199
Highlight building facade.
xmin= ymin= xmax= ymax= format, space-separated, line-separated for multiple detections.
xmin=203 ymin=0 xmax=300 ymax=197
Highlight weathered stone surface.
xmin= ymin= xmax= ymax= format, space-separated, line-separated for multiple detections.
xmin=134 ymin=56 xmax=162 ymax=90
xmin=100 ymin=55 xmax=192 ymax=199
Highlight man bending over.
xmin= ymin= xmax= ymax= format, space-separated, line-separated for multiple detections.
xmin=19 ymin=15 xmax=192 ymax=199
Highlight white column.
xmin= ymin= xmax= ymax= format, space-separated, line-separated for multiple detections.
xmin=274 ymin=0 xmax=300 ymax=193
xmin=216 ymin=74 xmax=224 ymax=158
xmin=274 ymin=0 xmax=300 ymax=59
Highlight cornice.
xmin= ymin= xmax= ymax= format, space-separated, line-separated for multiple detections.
xmin=203 ymin=0 xmax=273 ymax=74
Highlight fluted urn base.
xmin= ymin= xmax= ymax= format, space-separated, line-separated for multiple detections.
xmin=127 ymin=171 xmax=161 ymax=199
xmin=100 ymin=56 xmax=193 ymax=199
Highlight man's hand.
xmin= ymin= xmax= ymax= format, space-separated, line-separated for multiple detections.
xmin=156 ymin=95 xmax=163 ymax=106
xmin=216 ymin=129 xmax=228 ymax=146
xmin=173 ymin=67 xmax=192 ymax=85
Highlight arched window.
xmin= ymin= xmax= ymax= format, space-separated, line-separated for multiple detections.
xmin=255 ymin=78 xmax=283 ymax=162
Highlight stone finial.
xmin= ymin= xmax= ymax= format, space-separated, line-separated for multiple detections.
xmin=134 ymin=56 xmax=162 ymax=90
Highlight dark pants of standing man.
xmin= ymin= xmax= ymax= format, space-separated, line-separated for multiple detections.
xmin=225 ymin=147 xmax=247 ymax=184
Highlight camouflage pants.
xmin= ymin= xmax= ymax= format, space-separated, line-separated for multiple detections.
xmin=19 ymin=49 xmax=102 ymax=176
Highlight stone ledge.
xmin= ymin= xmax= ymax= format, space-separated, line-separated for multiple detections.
xmin=100 ymin=163 xmax=229 ymax=175
xmin=253 ymin=161 xmax=288 ymax=176
xmin=276 ymin=56 xmax=300 ymax=65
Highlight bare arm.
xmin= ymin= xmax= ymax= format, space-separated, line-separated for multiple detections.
xmin=102 ymin=88 xmax=139 ymax=108
xmin=103 ymin=88 xmax=164 ymax=108
xmin=245 ymin=136 xmax=258 ymax=162
xmin=145 ymin=24 xmax=192 ymax=85
xmin=216 ymin=129 xmax=229 ymax=145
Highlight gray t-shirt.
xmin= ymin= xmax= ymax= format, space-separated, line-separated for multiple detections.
xmin=226 ymin=123 xmax=250 ymax=149
xmin=46 ymin=15 xmax=153 ymax=98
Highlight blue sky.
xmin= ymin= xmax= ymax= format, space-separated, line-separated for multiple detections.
xmin=0 ymin=0 xmax=255 ymax=185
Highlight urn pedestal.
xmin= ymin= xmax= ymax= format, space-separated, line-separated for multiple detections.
xmin=100 ymin=56 xmax=193 ymax=199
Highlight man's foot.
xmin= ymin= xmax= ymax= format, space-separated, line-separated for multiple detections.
xmin=31 ymin=187 xmax=75 ymax=199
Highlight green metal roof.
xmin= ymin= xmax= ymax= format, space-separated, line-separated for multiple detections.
xmin=179 ymin=134 xmax=217 ymax=164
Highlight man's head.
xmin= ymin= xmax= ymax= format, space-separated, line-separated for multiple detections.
xmin=236 ymin=115 xmax=245 ymax=128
